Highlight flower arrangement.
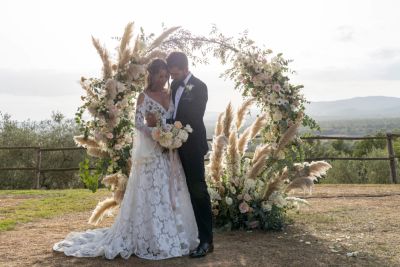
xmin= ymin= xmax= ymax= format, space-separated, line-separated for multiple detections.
xmin=151 ymin=121 xmax=193 ymax=149
xmin=205 ymin=100 xmax=331 ymax=230
xmin=75 ymin=22 xmax=329 ymax=227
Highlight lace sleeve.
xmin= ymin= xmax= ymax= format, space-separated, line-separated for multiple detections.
xmin=135 ymin=102 xmax=153 ymax=137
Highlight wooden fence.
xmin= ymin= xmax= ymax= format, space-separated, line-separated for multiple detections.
xmin=1 ymin=133 xmax=399 ymax=188
xmin=301 ymin=133 xmax=399 ymax=184
xmin=0 ymin=146 xmax=90 ymax=189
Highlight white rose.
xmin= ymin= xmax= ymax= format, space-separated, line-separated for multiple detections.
xmin=230 ymin=186 xmax=236 ymax=194
xmin=165 ymin=132 xmax=173 ymax=140
xmin=244 ymin=179 xmax=256 ymax=191
xmin=160 ymin=139 xmax=173 ymax=148
xmin=225 ymin=197 xmax=233 ymax=206
xmin=125 ymin=135 xmax=133 ymax=144
xmin=114 ymin=144 xmax=123 ymax=150
xmin=164 ymin=124 xmax=172 ymax=132
xmin=207 ymin=188 xmax=221 ymax=201
xmin=178 ymin=130 xmax=189 ymax=141
xmin=173 ymin=139 xmax=182 ymax=148
xmin=261 ymin=201 xmax=272 ymax=212
xmin=243 ymin=193 xmax=252 ymax=202
xmin=184 ymin=125 xmax=193 ymax=133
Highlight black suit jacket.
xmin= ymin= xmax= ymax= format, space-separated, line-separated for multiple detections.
xmin=171 ymin=75 xmax=209 ymax=157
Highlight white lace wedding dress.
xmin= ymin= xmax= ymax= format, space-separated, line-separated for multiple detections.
xmin=53 ymin=93 xmax=199 ymax=260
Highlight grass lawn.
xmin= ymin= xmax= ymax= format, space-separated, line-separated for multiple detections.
xmin=0 ymin=185 xmax=399 ymax=266
xmin=0 ymin=189 xmax=111 ymax=231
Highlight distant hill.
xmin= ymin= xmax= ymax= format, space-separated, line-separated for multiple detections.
xmin=204 ymin=96 xmax=400 ymax=137
xmin=305 ymin=96 xmax=400 ymax=121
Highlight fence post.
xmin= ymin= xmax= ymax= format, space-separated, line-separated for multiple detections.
xmin=386 ymin=133 xmax=398 ymax=184
xmin=35 ymin=148 xmax=42 ymax=189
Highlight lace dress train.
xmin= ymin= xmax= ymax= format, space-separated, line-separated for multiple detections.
xmin=53 ymin=93 xmax=199 ymax=260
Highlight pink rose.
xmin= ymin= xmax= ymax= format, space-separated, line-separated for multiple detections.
xmin=243 ymin=193 xmax=252 ymax=202
xmin=272 ymin=83 xmax=281 ymax=92
xmin=174 ymin=121 xmax=183 ymax=129
xmin=239 ymin=202 xmax=250 ymax=214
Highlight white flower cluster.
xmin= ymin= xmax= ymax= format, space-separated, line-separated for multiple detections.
xmin=208 ymin=187 xmax=222 ymax=201
xmin=151 ymin=121 xmax=193 ymax=149
xmin=79 ymin=76 xmax=140 ymax=172
xmin=260 ymin=191 xmax=288 ymax=212
xmin=233 ymin=50 xmax=308 ymax=142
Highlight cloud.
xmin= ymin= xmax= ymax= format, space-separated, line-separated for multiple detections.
xmin=0 ymin=69 xmax=84 ymax=96
xmin=370 ymin=48 xmax=400 ymax=60
xmin=298 ymin=60 xmax=400 ymax=81
xmin=0 ymin=93 xmax=80 ymax=121
xmin=335 ymin=25 xmax=355 ymax=42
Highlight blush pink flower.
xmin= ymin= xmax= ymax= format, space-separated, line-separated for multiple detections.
xmin=239 ymin=202 xmax=250 ymax=214
xmin=272 ymin=83 xmax=281 ymax=93
xmin=174 ymin=121 xmax=183 ymax=129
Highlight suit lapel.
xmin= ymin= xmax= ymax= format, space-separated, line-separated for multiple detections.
xmin=171 ymin=81 xmax=178 ymax=106
xmin=174 ymin=75 xmax=196 ymax=119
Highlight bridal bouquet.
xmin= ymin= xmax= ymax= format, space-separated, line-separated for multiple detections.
xmin=151 ymin=120 xmax=193 ymax=210
xmin=151 ymin=121 xmax=193 ymax=149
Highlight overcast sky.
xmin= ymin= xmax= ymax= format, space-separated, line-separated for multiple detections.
xmin=0 ymin=0 xmax=399 ymax=120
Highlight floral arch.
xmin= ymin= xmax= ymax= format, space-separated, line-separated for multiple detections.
xmin=74 ymin=22 xmax=331 ymax=230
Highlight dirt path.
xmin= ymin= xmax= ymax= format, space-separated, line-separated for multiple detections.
xmin=1 ymin=185 xmax=399 ymax=267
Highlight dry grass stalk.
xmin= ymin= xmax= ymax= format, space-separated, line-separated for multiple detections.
xmin=263 ymin=168 xmax=289 ymax=200
xmin=247 ymin=155 xmax=267 ymax=179
xmin=285 ymin=161 xmax=332 ymax=194
xmin=91 ymin=37 xmax=113 ymax=79
xmin=237 ymin=128 xmax=251 ymax=155
xmin=118 ymin=22 xmax=134 ymax=69
xmin=148 ymin=26 xmax=180 ymax=52
xmin=80 ymin=79 xmax=98 ymax=99
xmin=139 ymin=50 xmax=167 ymax=64
xmin=235 ymin=98 xmax=255 ymax=130
xmin=284 ymin=176 xmax=316 ymax=195
xmin=88 ymin=197 xmax=118 ymax=225
xmin=88 ymin=173 xmax=128 ymax=225
xmin=308 ymin=161 xmax=332 ymax=176
xmin=87 ymin=147 xmax=109 ymax=158
xmin=132 ymin=36 xmax=141 ymax=57
xmin=226 ymin=130 xmax=240 ymax=178
xmin=214 ymin=112 xmax=224 ymax=137
xmin=275 ymin=120 xmax=301 ymax=153
xmin=208 ymin=135 xmax=227 ymax=182
xmin=250 ymin=114 xmax=268 ymax=139
xmin=252 ymin=144 xmax=272 ymax=165
xmin=73 ymin=135 xmax=100 ymax=148
xmin=223 ymin=102 xmax=234 ymax=138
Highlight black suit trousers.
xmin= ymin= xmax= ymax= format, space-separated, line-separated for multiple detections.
xmin=178 ymin=149 xmax=213 ymax=244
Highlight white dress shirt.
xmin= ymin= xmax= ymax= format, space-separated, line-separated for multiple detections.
xmin=173 ymin=73 xmax=192 ymax=119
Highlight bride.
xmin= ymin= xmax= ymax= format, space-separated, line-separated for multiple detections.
xmin=53 ymin=59 xmax=199 ymax=260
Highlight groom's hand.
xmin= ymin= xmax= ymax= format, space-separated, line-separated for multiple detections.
xmin=145 ymin=113 xmax=157 ymax=127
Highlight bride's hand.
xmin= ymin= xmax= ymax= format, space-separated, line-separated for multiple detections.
xmin=145 ymin=112 xmax=157 ymax=127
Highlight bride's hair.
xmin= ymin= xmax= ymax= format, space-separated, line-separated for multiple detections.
xmin=145 ymin=58 xmax=170 ymax=91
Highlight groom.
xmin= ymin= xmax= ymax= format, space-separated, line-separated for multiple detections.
xmin=166 ymin=52 xmax=213 ymax=258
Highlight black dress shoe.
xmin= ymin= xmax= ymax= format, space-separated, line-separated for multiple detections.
xmin=189 ymin=242 xmax=214 ymax=258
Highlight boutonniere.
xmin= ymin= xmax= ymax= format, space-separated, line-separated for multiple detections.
xmin=184 ymin=84 xmax=194 ymax=93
